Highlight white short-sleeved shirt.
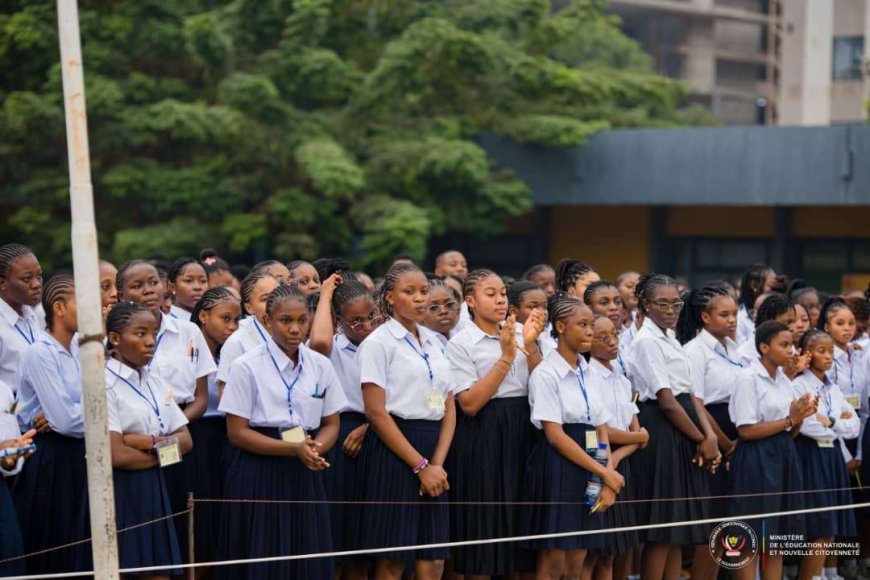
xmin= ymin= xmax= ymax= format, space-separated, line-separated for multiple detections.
xmin=729 ymin=359 xmax=794 ymax=428
xmin=216 ymin=317 xmax=268 ymax=384
xmin=829 ymin=346 xmax=868 ymax=415
xmin=148 ymin=313 xmax=215 ymax=405
xmin=539 ymin=325 xmax=557 ymax=357
xmin=736 ymin=338 xmax=760 ymax=368
xmin=203 ymin=369 xmax=223 ymax=418
xmin=220 ymin=341 xmax=347 ymax=430
xmin=684 ymin=329 xmax=745 ymax=405
xmin=528 ymin=350 xmax=610 ymax=429
xmin=0 ymin=380 xmax=23 ymax=476
xmin=105 ymin=359 xmax=188 ymax=437
xmin=357 ymin=318 xmax=453 ymax=421
xmin=17 ymin=332 xmax=84 ymax=436
xmin=330 ymin=333 xmax=363 ymax=414
xmin=447 ymin=322 xmax=529 ymax=399
xmin=0 ymin=299 xmax=41 ymax=394
xmin=588 ymin=357 xmax=637 ymax=431
xmin=736 ymin=304 xmax=754 ymax=345
xmin=620 ymin=321 xmax=639 ymax=354
xmin=792 ymin=371 xmax=860 ymax=443
xmin=626 ymin=317 xmax=694 ymax=402
xmin=168 ymin=305 xmax=192 ymax=322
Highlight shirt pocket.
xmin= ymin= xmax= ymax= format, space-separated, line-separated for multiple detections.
xmin=295 ymin=391 xmax=325 ymax=429
xmin=153 ymin=354 xmax=197 ymax=401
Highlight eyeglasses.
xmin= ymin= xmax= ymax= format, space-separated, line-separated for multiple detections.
xmin=651 ymin=300 xmax=685 ymax=313
xmin=427 ymin=301 xmax=458 ymax=314
xmin=593 ymin=333 xmax=619 ymax=345
xmin=342 ymin=315 xmax=384 ymax=333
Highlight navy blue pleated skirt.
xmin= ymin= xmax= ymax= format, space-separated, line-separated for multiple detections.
xmin=794 ymin=436 xmax=856 ymax=539
xmin=13 ymin=432 xmax=92 ymax=574
xmin=188 ymin=416 xmax=227 ymax=563
xmin=594 ymin=443 xmax=641 ymax=556
xmin=162 ymin=415 xmax=196 ymax=563
xmin=322 ymin=411 xmax=367 ymax=556
xmin=216 ymin=427 xmax=333 ymax=580
xmin=114 ymin=466 xmax=183 ymax=576
xmin=0 ymin=478 xmax=25 ymax=578
xmin=706 ymin=402 xmax=737 ymax=520
xmin=356 ymin=416 xmax=449 ymax=564
xmin=635 ymin=395 xmax=711 ymax=545
xmin=729 ymin=431 xmax=805 ymax=537
xmin=450 ymin=397 xmax=538 ymax=575
xmin=520 ymin=423 xmax=606 ymax=552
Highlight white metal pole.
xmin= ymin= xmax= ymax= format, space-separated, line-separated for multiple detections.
xmin=56 ymin=1 xmax=120 ymax=578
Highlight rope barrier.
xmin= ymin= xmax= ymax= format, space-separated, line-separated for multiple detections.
xmin=2 ymin=500 xmax=868 ymax=580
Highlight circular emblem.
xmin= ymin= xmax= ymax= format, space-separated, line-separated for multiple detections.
xmin=709 ymin=520 xmax=759 ymax=570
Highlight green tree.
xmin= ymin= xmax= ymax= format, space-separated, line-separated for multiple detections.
xmin=0 ymin=0 xmax=706 ymax=272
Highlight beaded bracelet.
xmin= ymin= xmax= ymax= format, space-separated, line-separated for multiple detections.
xmin=413 ymin=458 xmax=429 ymax=474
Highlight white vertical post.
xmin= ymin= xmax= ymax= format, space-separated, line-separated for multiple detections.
xmin=56 ymin=1 xmax=120 ymax=578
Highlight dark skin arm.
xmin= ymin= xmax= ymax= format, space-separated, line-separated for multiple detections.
xmin=308 ymin=273 xmax=341 ymax=357
xmin=110 ymin=431 xmax=158 ymax=470
xmin=656 ymin=388 xmax=705 ymax=443
xmin=737 ymin=393 xmax=817 ymax=441
xmin=703 ymin=407 xmax=737 ymax=454
xmin=182 ymin=376 xmax=209 ymax=422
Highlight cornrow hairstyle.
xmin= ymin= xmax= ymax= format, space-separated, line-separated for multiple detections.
xmin=547 ymin=291 xmax=585 ymax=339
xmin=307 ymin=292 xmax=320 ymax=313
xmin=508 ymin=281 xmax=540 ymax=307
xmin=168 ymin=257 xmax=207 ymax=283
xmin=798 ymin=328 xmax=830 ymax=353
xmin=755 ymin=293 xmax=793 ymax=326
xmin=817 ymin=297 xmax=851 ymax=331
xmin=266 ymin=283 xmax=308 ymax=316
xmin=675 ymin=280 xmax=732 ymax=345
xmin=755 ymin=320 xmax=789 ymax=355
xmin=583 ymin=280 xmax=617 ymax=305
xmin=378 ymin=262 xmax=423 ymax=318
xmin=522 ymin=263 xmax=554 ymax=281
xmin=0 ymin=243 xmax=34 ymax=279
xmin=252 ymin=260 xmax=284 ymax=274
xmin=844 ymin=296 xmax=869 ymax=326
xmin=190 ymin=287 xmax=237 ymax=327
xmin=634 ymin=273 xmax=677 ymax=315
xmin=791 ymin=286 xmax=818 ymax=303
xmin=555 ymin=259 xmax=595 ymax=292
xmin=240 ymin=271 xmax=278 ymax=313
xmin=428 ymin=276 xmax=461 ymax=303
xmin=462 ymin=268 xmax=498 ymax=321
xmin=615 ymin=271 xmax=640 ymax=287
xmin=312 ymin=258 xmax=350 ymax=283
xmin=739 ymin=264 xmax=774 ymax=311
xmin=106 ymin=301 xmax=152 ymax=336
xmin=286 ymin=260 xmax=311 ymax=273
xmin=42 ymin=274 xmax=75 ymax=330
xmin=332 ymin=279 xmax=372 ymax=316
xmin=115 ymin=259 xmax=156 ymax=292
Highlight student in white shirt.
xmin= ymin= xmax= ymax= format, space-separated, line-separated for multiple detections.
xmin=615 ymin=271 xmax=640 ymax=324
xmin=586 ymin=316 xmax=647 ymax=580
xmin=286 ymin=259 xmax=321 ymax=296
xmin=166 ymin=257 xmax=208 ymax=321
xmin=309 ymin=273 xmax=380 ymax=579
xmin=218 ymin=284 xmax=346 ymax=579
xmin=736 ymin=264 xmax=777 ymax=345
xmin=188 ymin=287 xmax=240 ymax=568
xmin=446 ymin=269 xmax=545 ymax=577
xmin=15 ymin=274 xmax=92 ymax=574
xmin=584 ymin=280 xmax=630 ymax=377
xmin=520 ymin=294 xmax=623 ymax=580
xmin=356 ymin=263 xmax=456 ymax=580
xmin=791 ymin=301 xmax=812 ymax=347
xmin=555 ymin=259 xmax=600 ymax=300
xmin=0 ymin=377 xmax=34 ymax=578
xmin=792 ymin=286 xmax=822 ymax=328
xmin=217 ymin=270 xmax=280 ymax=388
xmin=105 ymin=302 xmax=192 ymax=578
xmin=522 ymin=263 xmax=556 ymax=298
xmin=250 ymin=259 xmax=290 ymax=284
xmin=792 ymin=329 xmax=858 ymax=580
xmin=423 ymin=277 xmax=461 ymax=345
xmin=116 ymin=259 xmax=215 ymax=562
xmin=728 ymin=321 xmax=816 ymax=580
xmin=625 ymin=274 xmax=719 ymax=580
xmin=0 ymin=243 xmax=43 ymax=392
xmin=736 ymin=294 xmax=797 ymax=369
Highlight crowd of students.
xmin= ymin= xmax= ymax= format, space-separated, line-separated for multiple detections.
xmin=0 ymin=242 xmax=868 ymax=580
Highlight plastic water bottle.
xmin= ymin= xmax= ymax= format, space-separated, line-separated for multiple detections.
xmin=584 ymin=442 xmax=609 ymax=506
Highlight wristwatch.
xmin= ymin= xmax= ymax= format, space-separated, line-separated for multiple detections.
xmin=829 ymin=416 xmax=836 ymax=429
xmin=784 ymin=416 xmax=793 ymax=432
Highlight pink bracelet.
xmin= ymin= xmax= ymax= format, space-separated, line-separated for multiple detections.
xmin=412 ymin=458 xmax=429 ymax=474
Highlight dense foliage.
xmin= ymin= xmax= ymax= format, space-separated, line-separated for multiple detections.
xmin=0 ymin=0 xmax=708 ymax=270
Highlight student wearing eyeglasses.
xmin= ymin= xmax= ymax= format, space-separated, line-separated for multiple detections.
xmin=424 ymin=278 xmax=461 ymax=345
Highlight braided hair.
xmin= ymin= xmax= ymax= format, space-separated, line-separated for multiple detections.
xmin=755 ymin=293 xmax=793 ymax=326
xmin=0 ymin=243 xmax=34 ymax=280
xmin=508 ymin=281 xmax=541 ymax=308
xmin=462 ymin=268 xmax=498 ymax=321
xmin=555 ymin=259 xmax=595 ymax=293
xmin=817 ymin=297 xmax=851 ymax=331
xmin=522 ymin=264 xmax=554 ymax=281
xmin=739 ymin=264 xmax=774 ymax=311
xmin=798 ymin=328 xmax=830 ymax=352
xmin=106 ymin=301 xmax=153 ymax=337
xmin=168 ymin=257 xmax=206 ymax=283
xmin=240 ymin=271 xmax=278 ymax=315
xmin=332 ymin=279 xmax=372 ymax=316
xmin=378 ymin=263 xmax=423 ymax=318
xmin=253 ymin=260 xmax=285 ymax=274
xmin=190 ymin=287 xmax=237 ymax=327
xmin=266 ymin=283 xmax=308 ymax=316
xmin=286 ymin=260 xmax=311 ymax=274
xmin=634 ymin=274 xmax=677 ymax=315
xmin=42 ymin=274 xmax=75 ymax=330
xmin=675 ymin=280 xmax=732 ymax=345
xmin=115 ymin=259 xmax=155 ymax=292
xmin=547 ymin=291 xmax=585 ymax=339
xmin=312 ymin=258 xmax=350 ymax=283
xmin=583 ymin=280 xmax=618 ymax=305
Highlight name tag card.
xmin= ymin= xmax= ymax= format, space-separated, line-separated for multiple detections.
xmin=847 ymin=395 xmax=860 ymax=410
xmin=427 ymin=390 xmax=444 ymax=410
xmin=155 ymin=437 xmax=182 ymax=468
xmin=585 ymin=430 xmax=599 ymax=451
xmin=818 ymin=440 xmax=835 ymax=448
xmin=281 ymin=426 xmax=306 ymax=443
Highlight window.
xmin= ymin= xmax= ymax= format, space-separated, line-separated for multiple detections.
xmin=832 ymin=36 xmax=865 ymax=81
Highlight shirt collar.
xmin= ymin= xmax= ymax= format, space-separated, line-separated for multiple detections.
xmin=0 ymin=298 xmax=27 ymax=326
xmin=699 ymin=329 xmax=738 ymax=356
xmin=334 ymin=333 xmax=358 ymax=352
xmin=107 ymin=357 xmax=147 ymax=383
xmin=589 ymin=357 xmax=613 ymax=378
xmin=168 ymin=305 xmax=190 ymax=321
xmin=37 ymin=331 xmax=78 ymax=357
xmin=158 ymin=311 xmax=181 ymax=335
xmin=640 ymin=316 xmax=677 ymax=341
xmin=834 ymin=345 xmax=849 ymax=361
xmin=465 ymin=322 xmax=497 ymax=345
xmin=547 ymin=349 xmax=588 ymax=379
xmin=266 ymin=336 xmax=303 ymax=372
xmin=749 ymin=358 xmax=786 ymax=383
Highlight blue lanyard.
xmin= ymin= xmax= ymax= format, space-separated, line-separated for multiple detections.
xmin=252 ymin=318 xmax=268 ymax=343
xmin=267 ymin=345 xmax=304 ymax=418
xmin=713 ymin=347 xmax=743 ymax=368
xmin=616 ymin=353 xmax=628 ymax=377
xmin=146 ymin=332 xmax=165 ymax=368
xmin=108 ymin=367 xmax=165 ymax=431
xmin=820 ymin=383 xmax=832 ymax=416
xmin=575 ymin=361 xmax=591 ymax=423
xmin=834 ymin=356 xmax=854 ymax=392
xmin=13 ymin=319 xmax=34 ymax=345
xmin=403 ymin=336 xmax=433 ymax=383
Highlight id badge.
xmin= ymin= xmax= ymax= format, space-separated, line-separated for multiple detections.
xmin=847 ymin=395 xmax=860 ymax=410
xmin=426 ymin=389 xmax=444 ymax=410
xmin=818 ymin=440 xmax=835 ymax=448
xmin=281 ymin=425 xmax=306 ymax=443
xmin=585 ymin=430 xmax=599 ymax=451
xmin=155 ymin=437 xmax=182 ymax=468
